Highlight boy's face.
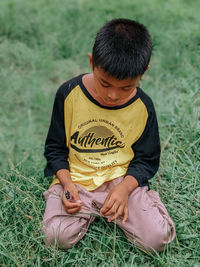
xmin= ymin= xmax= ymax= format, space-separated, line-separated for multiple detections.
xmin=92 ymin=65 xmax=141 ymax=107
xmin=88 ymin=54 xmax=143 ymax=107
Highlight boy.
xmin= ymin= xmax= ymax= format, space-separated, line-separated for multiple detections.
xmin=43 ymin=18 xmax=175 ymax=252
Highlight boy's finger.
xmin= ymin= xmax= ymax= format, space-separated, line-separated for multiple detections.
xmin=122 ymin=207 xmax=128 ymax=224
xmin=101 ymin=198 xmax=115 ymax=214
xmin=70 ymin=189 xmax=82 ymax=202
xmin=67 ymin=206 xmax=81 ymax=214
xmin=63 ymin=191 xmax=82 ymax=204
xmin=73 ymin=193 xmax=82 ymax=203
xmin=64 ymin=189 xmax=82 ymax=202
xmin=103 ymin=203 xmax=119 ymax=216
xmin=100 ymin=192 xmax=112 ymax=210
xmin=107 ymin=205 xmax=123 ymax=222
xmin=62 ymin=198 xmax=81 ymax=209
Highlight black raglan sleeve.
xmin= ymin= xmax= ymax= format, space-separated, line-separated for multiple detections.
xmin=125 ymin=97 xmax=161 ymax=187
xmin=44 ymin=85 xmax=69 ymax=177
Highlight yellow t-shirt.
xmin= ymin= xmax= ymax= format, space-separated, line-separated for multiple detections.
xmin=44 ymin=74 xmax=160 ymax=190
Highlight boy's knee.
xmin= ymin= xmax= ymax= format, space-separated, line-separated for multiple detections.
xmin=43 ymin=217 xmax=81 ymax=249
xmin=139 ymin=221 xmax=175 ymax=253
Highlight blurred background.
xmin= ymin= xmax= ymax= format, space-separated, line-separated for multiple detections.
xmin=0 ymin=0 xmax=199 ymax=266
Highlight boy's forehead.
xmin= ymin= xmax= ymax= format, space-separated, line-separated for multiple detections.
xmin=93 ymin=66 xmax=140 ymax=86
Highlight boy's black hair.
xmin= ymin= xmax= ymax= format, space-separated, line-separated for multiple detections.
xmin=92 ymin=18 xmax=153 ymax=79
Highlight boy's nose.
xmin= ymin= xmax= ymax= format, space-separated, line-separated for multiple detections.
xmin=107 ymin=90 xmax=119 ymax=101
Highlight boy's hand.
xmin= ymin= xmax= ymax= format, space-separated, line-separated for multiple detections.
xmin=56 ymin=169 xmax=82 ymax=214
xmin=100 ymin=176 xmax=138 ymax=224
xmin=62 ymin=183 xmax=82 ymax=214
xmin=100 ymin=182 xmax=129 ymax=224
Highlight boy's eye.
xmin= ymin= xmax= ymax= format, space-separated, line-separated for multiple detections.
xmin=100 ymin=83 xmax=110 ymax=88
xmin=122 ymin=87 xmax=132 ymax=91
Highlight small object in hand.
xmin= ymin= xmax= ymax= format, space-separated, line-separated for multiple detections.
xmin=64 ymin=190 xmax=73 ymax=201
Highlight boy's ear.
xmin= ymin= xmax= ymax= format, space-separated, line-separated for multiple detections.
xmin=146 ymin=65 xmax=150 ymax=71
xmin=88 ymin=53 xmax=93 ymax=69
xmin=140 ymin=65 xmax=150 ymax=80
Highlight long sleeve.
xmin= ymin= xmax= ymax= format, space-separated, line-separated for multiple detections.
xmin=125 ymin=100 xmax=161 ymax=187
xmin=44 ymin=87 xmax=69 ymax=177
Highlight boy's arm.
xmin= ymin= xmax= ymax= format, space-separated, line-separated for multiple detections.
xmin=44 ymin=88 xmax=69 ymax=177
xmin=125 ymin=100 xmax=160 ymax=187
xmin=44 ymin=86 xmax=82 ymax=214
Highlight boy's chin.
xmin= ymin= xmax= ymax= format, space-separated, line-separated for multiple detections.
xmin=106 ymin=102 xmax=120 ymax=106
xmin=103 ymin=101 xmax=120 ymax=106
xmin=100 ymin=97 xmax=120 ymax=106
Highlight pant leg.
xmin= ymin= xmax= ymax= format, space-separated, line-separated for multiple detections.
xmin=117 ymin=186 xmax=176 ymax=253
xmin=90 ymin=177 xmax=175 ymax=253
xmin=42 ymin=184 xmax=95 ymax=249
xmin=42 ymin=179 xmax=176 ymax=252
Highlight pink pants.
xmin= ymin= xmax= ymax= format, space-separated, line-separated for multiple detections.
xmin=42 ymin=177 xmax=175 ymax=252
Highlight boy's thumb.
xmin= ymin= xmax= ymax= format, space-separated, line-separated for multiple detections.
xmin=73 ymin=192 xmax=82 ymax=204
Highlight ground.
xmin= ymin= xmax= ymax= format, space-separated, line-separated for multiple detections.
xmin=0 ymin=0 xmax=199 ymax=266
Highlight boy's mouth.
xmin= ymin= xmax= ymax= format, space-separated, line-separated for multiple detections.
xmin=103 ymin=97 xmax=120 ymax=105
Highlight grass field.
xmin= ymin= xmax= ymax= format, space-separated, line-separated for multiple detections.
xmin=0 ymin=0 xmax=200 ymax=266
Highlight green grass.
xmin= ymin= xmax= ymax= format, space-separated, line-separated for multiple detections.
xmin=0 ymin=0 xmax=200 ymax=266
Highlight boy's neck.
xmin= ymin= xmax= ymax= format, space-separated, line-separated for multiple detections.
xmin=82 ymin=73 xmax=137 ymax=107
